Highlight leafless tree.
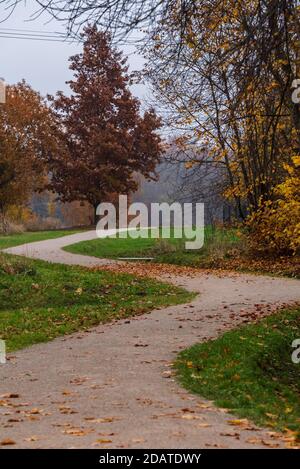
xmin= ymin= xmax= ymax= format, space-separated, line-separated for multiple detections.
xmin=144 ymin=1 xmax=300 ymax=217
xmin=0 ymin=0 xmax=196 ymax=39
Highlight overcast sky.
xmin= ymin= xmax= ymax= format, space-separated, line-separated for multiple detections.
xmin=0 ymin=2 xmax=147 ymax=101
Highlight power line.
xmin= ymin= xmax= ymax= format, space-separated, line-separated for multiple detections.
xmin=0 ymin=35 xmax=76 ymax=42
xmin=0 ymin=27 xmax=81 ymax=43
xmin=0 ymin=31 xmax=67 ymax=39
xmin=0 ymin=34 xmax=77 ymax=42
xmin=0 ymin=27 xmax=64 ymax=35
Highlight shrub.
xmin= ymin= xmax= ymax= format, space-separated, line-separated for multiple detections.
xmin=247 ymin=156 xmax=300 ymax=256
xmin=25 ymin=216 xmax=62 ymax=231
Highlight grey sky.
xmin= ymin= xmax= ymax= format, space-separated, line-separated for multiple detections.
xmin=0 ymin=2 xmax=147 ymax=100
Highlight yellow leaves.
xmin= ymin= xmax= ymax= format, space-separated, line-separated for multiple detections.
xmin=265 ymin=412 xmax=277 ymax=420
xmin=186 ymin=40 xmax=196 ymax=49
xmin=292 ymin=155 xmax=300 ymax=167
xmin=220 ymin=41 xmax=231 ymax=52
xmin=246 ymin=437 xmax=280 ymax=448
xmin=268 ymin=81 xmax=280 ymax=90
xmin=228 ymin=418 xmax=250 ymax=426
xmin=224 ymin=185 xmax=245 ymax=200
xmin=94 ymin=438 xmax=113 ymax=444
xmin=184 ymin=161 xmax=195 ymax=170
xmin=247 ymin=156 xmax=300 ymax=255
xmin=282 ymin=428 xmax=300 ymax=448
xmin=231 ymin=8 xmax=240 ymax=19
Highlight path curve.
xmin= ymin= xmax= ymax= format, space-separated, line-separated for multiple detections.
xmin=1 ymin=230 xmax=299 ymax=449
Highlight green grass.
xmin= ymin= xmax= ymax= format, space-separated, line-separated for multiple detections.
xmin=64 ymin=227 xmax=240 ymax=267
xmin=0 ymin=229 xmax=83 ymax=250
xmin=175 ymin=307 xmax=300 ymax=438
xmin=0 ymin=254 xmax=194 ymax=352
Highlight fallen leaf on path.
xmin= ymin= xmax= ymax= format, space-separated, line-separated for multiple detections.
xmin=220 ymin=431 xmax=240 ymax=438
xmin=59 ymin=406 xmax=77 ymax=415
xmin=197 ymin=403 xmax=213 ymax=410
xmin=25 ymin=408 xmax=43 ymax=415
xmin=228 ymin=418 xmax=250 ymax=426
xmin=1 ymin=438 xmax=16 ymax=446
xmin=246 ymin=437 xmax=261 ymax=445
xmin=181 ymin=414 xmax=202 ymax=420
xmin=63 ymin=428 xmax=93 ymax=436
xmin=84 ymin=417 xmax=119 ymax=423
xmin=24 ymin=436 xmax=38 ymax=442
xmin=205 ymin=443 xmax=227 ymax=448
xmin=261 ymin=440 xmax=280 ymax=448
xmin=25 ymin=415 xmax=39 ymax=421
xmin=0 ymin=400 xmax=10 ymax=407
xmin=94 ymin=438 xmax=112 ymax=444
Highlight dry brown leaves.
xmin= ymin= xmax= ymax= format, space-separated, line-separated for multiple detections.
xmin=90 ymin=261 xmax=239 ymax=281
xmin=0 ymin=438 xmax=16 ymax=446
xmin=90 ymin=254 xmax=300 ymax=281
xmin=209 ymin=255 xmax=300 ymax=279
xmin=91 ymin=261 xmax=201 ymax=279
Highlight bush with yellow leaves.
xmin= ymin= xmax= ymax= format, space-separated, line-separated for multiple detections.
xmin=247 ymin=156 xmax=300 ymax=256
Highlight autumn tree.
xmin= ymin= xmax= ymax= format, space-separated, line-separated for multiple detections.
xmin=49 ymin=26 xmax=162 ymax=222
xmin=247 ymin=156 xmax=300 ymax=255
xmin=6 ymin=0 xmax=299 ymax=253
xmin=142 ymin=2 xmax=299 ymax=228
xmin=0 ymin=81 xmax=57 ymax=231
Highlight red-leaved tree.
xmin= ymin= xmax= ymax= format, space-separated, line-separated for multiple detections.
xmin=49 ymin=26 xmax=162 ymax=222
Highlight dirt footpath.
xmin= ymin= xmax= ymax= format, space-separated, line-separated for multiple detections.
xmin=1 ymin=231 xmax=299 ymax=448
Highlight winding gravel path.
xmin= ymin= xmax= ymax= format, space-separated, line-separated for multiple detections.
xmin=0 ymin=230 xmax=299 ymax=448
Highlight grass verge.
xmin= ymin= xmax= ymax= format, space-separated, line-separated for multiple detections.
xmin=64 ymin=226 xmax=239 ymax=266
xmin=0 ymin=229 xmax=83 ymax=250
xmin=0 ymin=254 xmax=194 ymax=352
xmin=64 ymin=227 xmax=299 ymax=278
xmin=175 ymin=306 xmax=300 ymax=440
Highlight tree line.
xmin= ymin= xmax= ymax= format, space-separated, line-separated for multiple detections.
xmin=0 ymin=27 xmax=162 ymax=229
xmin=0 ymin=0 xmax=299 ymax=255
